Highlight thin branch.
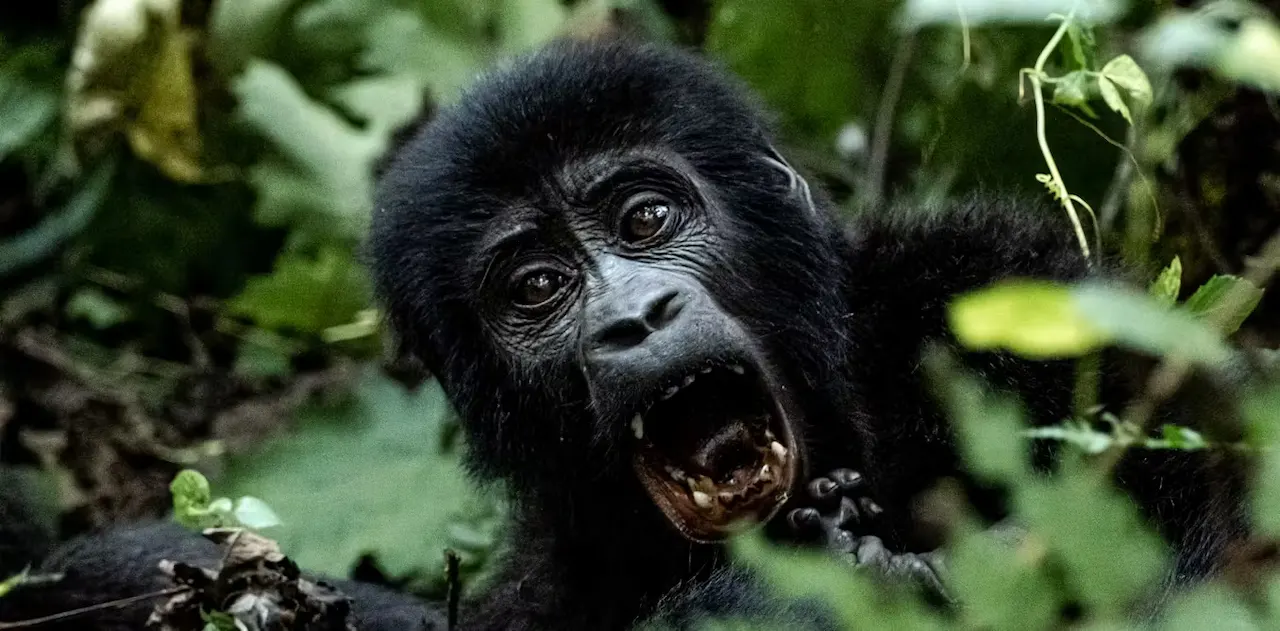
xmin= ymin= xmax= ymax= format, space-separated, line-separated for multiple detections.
xmin=0 ymin=586 xmax=188 ymax=629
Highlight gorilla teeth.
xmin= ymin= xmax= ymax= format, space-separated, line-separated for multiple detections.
xmin=701 ymin=366 xmax=713 ymax=374
xmin=760 ymin=464 xmax=773 ymax=481
xmin=729 ymin=365 xmax=745 ymax=375
xmin=770 ymin=441 xmax=787 ymax=460
xmin=682 ymin=374 xmax=696 ymax=387
xmin=662 ymin=386 xmax=679 ymax=399
xmin=692 ymin=491 xmax=713 ymax=509
xmin=718 ymin=491 xmax=736 ymax=503
xmin=631 ymin=415 xmax=644 ymax=439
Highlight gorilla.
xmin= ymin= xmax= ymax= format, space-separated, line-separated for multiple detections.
xmin=0 ymin=35 xmax=1249 ymax=631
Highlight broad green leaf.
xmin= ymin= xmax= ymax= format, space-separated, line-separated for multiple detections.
xmin=207 ymin=0 xmax=295 ymax=72
xmin=1244 ymin=386 xmax=1280 ymax=536
xmin=328 ymin=75 xmax=425 ymax=134
xmin=233 ymin=60 xmax=382 ymax=240
xmin=1096 ymin=75 xmax=1131 ymax=123
xmin=233 ymin=329 xmax=295 ymax=381
xmin=218 ymin=369 xmax=504 ymax=584
xmin=1217 ymin=18 xmax=1280 ymax=93
xmin=731 ymin=532 xmax=945 ymax=631
xmin=1073 ymin=282 xmax=1233 ymax=367
xmin=924 ymin=348 xmax=1029 ymax=483
xmin=1161 ymin=584 xmax=1259 ymax=631
xmin=1100 ymin=54 xmax=1153 ymax=109
xmin=1064 ymin=19 xmax=1098 ymax=70
xmin=360 ymin=9 xmax=491 ymax=106
xmin=1182 ymin=274 xmax=1264 ymax=335
xmin=495 ymin=0 xmax=571 ymax=54
xmin=950 ymin=525 xmax=1059 ymax=631
xmin=1016 ymin=474 xmax=1168 ymax=617
xmin=124 ymin=27 xmax=207 ymax=183
xmin=227 ymin=246 xmax=372 ymax=336
xmin=1149 ymin=256 xmax=1182 ymax=307
xmin=948 ymin=280 xmax=1106 ymax=359
xmin=1051 ymin=70 xmax=1094 ymax=109
xmin=233 ymin=496 xmax=283 ymax=529
xmin=171 ymin=469 xmax=214 ymax=530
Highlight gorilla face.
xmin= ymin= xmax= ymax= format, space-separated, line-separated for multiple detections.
xmin=369 ymin=39 xmax=850 ymax=542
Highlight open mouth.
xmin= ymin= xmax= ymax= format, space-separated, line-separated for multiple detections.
xmin=630 ymin=360 xmax=800 ymax=543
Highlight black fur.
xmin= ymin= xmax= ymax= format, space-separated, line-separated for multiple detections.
xmin=367 ymin=36 xmax=1248 ymax=630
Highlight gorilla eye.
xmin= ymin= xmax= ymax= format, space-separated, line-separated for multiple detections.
xmin=513 ymin=270 xmax=566 ymax=307
xmin=621 ymin=202 xmax=671 ymax=243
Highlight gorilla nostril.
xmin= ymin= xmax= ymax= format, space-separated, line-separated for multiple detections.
xmin=646 ymin=289 xmax=684 ymax=328
xmin=595 ymin=319 xmax=652 ymax=350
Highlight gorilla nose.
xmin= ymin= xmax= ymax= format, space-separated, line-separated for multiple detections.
xmin=586 ymin=287 xmax=686 ymax=353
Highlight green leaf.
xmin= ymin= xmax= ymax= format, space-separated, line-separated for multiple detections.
xmin=947 ymin=280 xmax=1107 ymax=359
xmin=232 ymin=59 xmax=382 ymax=240
xmin=1024 ymin=421 xmax=1116 ymax=454
xmin=65 ymin=287 xmax=132 ymax=330
xmin=1016 ymin=473 xmax=1168 ymax=617
xmin=228 ymin=246 xmax=372 ymax=336
xmin=1100 ymin=54 xmax=1153 ymax=109
xmin=924 ymin=347 xmax=1029 ymax=483
xmin=233 ymin=328 xmax=295 ymax=381
xmin=1096 ymin=75 xmax=1131 ymax=123
xmin=1161 ymin=584 xmax=1259 ymax=631
xmin=232 ymin=496 xmax=283 ymax=529
xmin=1051 ymin=70 xmax=1094 ymax=109
xmin=1064 ymin=19 xmax=1097 ymax=70
xmin=207 ymin=0 xmax=295 ymax=73
xmin=170 ymin=469 xmax=214 ymax=530
xmin=730 ymin=532 xmax=945 ymax=631
xmin=1182 ymin=274 xmax=1264 ymax=335
xmin=217 ymin=369 xmax=505 ymax=584
xmin=950 ymin=525 xmax=1059 ymax=630
xmin=1156 ymin=424 xmax=1207 ymax=451
xmin=1072 ymin=282 xmax=1234 ymax=367
xmin=1149 ymin=256 xmax=1182 ymax=307
xmin=1245 ymin=386 xmax=1280 ymax=536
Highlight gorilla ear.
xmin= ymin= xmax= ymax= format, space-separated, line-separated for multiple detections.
xmin=762 ymin=145 xmax=815 ymax=213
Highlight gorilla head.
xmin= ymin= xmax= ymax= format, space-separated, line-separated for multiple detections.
xmin=369 ymin=38 xmax=855 ymax=542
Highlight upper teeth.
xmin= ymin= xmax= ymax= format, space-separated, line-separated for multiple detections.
xmin=692 ymin=491 xmax=713 ymax=509
xmin=632 ymin=415 xmax=644 ymax=439
xmin=770 ymin=441 xmax=787 ymax=460
xmin=729 ymin=365 xmax=744 ymax=374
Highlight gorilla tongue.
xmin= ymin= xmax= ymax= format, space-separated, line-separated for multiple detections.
xmin=687 ymin=417 xmax=770 ymax=483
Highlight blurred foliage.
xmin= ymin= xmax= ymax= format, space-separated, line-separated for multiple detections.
xmin=3 ymin=0 xmax=1280 ymax=628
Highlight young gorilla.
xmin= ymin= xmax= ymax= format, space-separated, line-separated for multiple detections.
xmin=369 ymin=35 xmax=1248 ymax=629
xmin=0 ymin=36 xmax=1249 ymax=631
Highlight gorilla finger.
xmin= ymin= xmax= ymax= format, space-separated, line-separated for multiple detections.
xmin=834 ymin=496 xmax=862 ymax=528
xmin=787 ymin=507 xmax=824 ymax=536
xmin=806 ymin=477 xmax=841 ymax=506
xmin=828 ymin=469 xmax=864 ymax=493
xmin=858 ymin=496 xmax=884 ymax=520
xmin=854 ymin=536 xmax=889 ymax=568
xmin=827 ymin=528 xmax=859 ymax=555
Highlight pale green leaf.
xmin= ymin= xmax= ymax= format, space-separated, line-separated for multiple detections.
xmin=1182 ymin=274 xmax=1264 ymax=335
xmin=1149 ymin=256 xmax=1182 ymax=307
xmin=218 ymin=369 xmax=505 ymax=584
xmin=1073 ymin=282 xmax=1233 ymax=367
xmin=227 ymin=246 xmax=372 ymax=336
xmin=232 ymin=60 xmax=382 ymax=240
xmin=947 ymin=280 xmax=1107 ymax=359
xmin=1051 ymin=70 xmax=1094 ymax=109
xmin=1096 ymin=75 xmax=1131 ymax=123
xmin=1161 ymin=584 xmax=1259 ymax=631
xmin=233 ymin=496 xmax=283 ymax=529
xmin=1016 ymin=474 xmax=1168 ymax=617
xmin=1100 ymin=54 xmax=1153 ymax=108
